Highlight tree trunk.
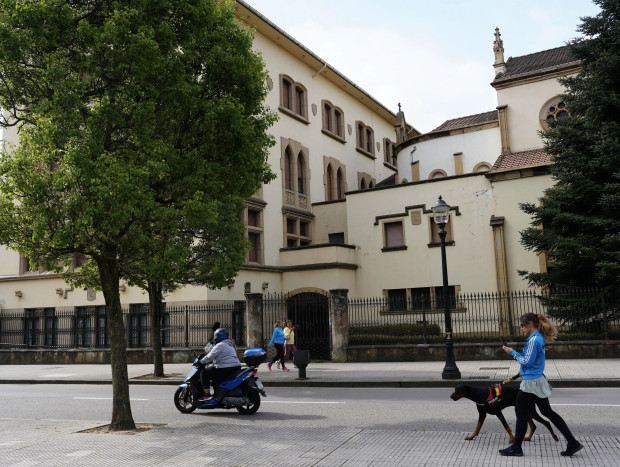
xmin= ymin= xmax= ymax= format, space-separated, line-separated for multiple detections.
xmin=148 ymin=280 xmax=165 ymax=377
xmin=97 ymin=247 xmax=136 ymax=431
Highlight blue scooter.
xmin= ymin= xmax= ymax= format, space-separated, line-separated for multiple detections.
xmin=174 ymin=348 xmax=267 ymax=415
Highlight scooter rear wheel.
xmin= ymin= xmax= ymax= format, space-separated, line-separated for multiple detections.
xmin=236 ymin=389 xmax=261 ymax=415
xmin=174 ymin=387 xmax=197 ymax=414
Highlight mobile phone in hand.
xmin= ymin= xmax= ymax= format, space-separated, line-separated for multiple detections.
xmin=501 ymin=338 xmax=508 ymax=347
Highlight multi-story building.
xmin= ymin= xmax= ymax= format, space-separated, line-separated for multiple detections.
xmin=0 ymin=2 xmax=581 ymax=354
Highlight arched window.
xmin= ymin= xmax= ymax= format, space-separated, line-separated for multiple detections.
xmin=539 ymin=96 xmax=571 ymax=129
xmin=337 ymin=168 xmax=345 ymax=199
xmin=360 ymin=178 xmax=367 ymax=190
xmin=429 ymin=169 xmax=447 ymax=180
xmin=326 ymin=164 xmax=334 ymax=201
xmin=297 ymin=152 xmax=305 ymax=194
xmin=355 ymin=121 xmax=375 ymax=157
xmin=473 ymin=162 xmax=492 ymax=173
xmin=284 ymin=148 xmax=293 ymax=190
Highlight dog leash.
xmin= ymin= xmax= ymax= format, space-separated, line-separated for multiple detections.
xmin=498 ymin=372 xmax=522 ymax=385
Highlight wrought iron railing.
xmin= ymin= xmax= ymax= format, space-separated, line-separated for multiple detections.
xmin=0 ymin=301 xmax=245 ymax=350
xmin=348 ymin=288 xmax=619 ymax=345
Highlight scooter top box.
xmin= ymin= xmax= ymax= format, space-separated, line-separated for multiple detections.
xmin=243 ymin=348 xmax=267 ymax=366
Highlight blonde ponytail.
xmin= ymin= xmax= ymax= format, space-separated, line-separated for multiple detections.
xmin=520 ymin=313 xmax=557 ymax=341
xmin=537 ymin=314 xmax=558 ymax=342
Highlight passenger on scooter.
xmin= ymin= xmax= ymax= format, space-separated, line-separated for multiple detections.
xmin=198 ymin=328 xmax=241 ymax=402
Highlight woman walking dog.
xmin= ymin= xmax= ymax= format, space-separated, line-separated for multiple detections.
xmin=499 ymin=313 xmax=583 ymax=457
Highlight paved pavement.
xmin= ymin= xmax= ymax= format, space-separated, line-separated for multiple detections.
xmin=2 ymin=359 xmax=619 ymax=466
xmin=1 ymin=358 xmax=620 ymax=387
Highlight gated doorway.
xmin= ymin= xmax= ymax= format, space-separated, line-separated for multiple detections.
xmin=263 ymin=290 xmax=331 ymax=361
xmin=287 ymin=291 xmax=331 ymax=360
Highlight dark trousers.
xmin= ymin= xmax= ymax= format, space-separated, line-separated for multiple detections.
xmin=199 ymin=365 xmax=240 ymax=393
xmin=513 ymin=390 xmax=577 ymax=448
xmin=270 ymin=343 xmax=286 ymax=367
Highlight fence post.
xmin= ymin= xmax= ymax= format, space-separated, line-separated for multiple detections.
xmin=184 ymin=305 xmax=189 ymax=348
xmin=330 ymin=289 xmax=349 ymax=363
xmin=245 ymin=293 xmax=263 ymax=349
xmin=601 ymin=290 xmax=609 ymax=341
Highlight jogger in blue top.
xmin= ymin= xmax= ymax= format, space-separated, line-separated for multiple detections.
xmin=267 ymin=321 xmax=289 ymax=371
xmin=499 ymin=313 xmax=583 ymax=457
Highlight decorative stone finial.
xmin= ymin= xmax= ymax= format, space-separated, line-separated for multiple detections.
xmin=493 ymin=27 xmax=506 ymax=74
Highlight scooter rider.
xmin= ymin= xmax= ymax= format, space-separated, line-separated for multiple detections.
xmin=197 ymin=328 xmax=241 ymax=402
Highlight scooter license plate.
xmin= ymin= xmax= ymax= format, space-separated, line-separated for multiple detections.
xmin=255 ymin=380 xmax=264 ymax=390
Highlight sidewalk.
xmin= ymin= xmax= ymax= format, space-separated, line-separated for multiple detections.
xmin=2 ymin=358 xmax=620 ymax=387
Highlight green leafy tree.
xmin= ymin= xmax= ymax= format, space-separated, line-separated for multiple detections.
xmin=0 ymin=0 xmax=274 ymax=430
xmin=120 ymin=197 xmax=251 ymax=377
xmin=520 ymin=0 xmax=620 ymax=293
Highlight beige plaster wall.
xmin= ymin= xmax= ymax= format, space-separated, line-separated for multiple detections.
xmin=281 ymin=267 xmax=357 ymax=295
xmin=311 ymin=201 xmax=348 ymax=244
xmin=490 ymin=174 xmax=553 ymax=288
xmin=252 ymin=30 xmax=397 ymax=268
xmin=495 ymin=75 xmax=573 ymax=153
xmin=398 ymin=127 xmax=500 ymax=181
xmin=342 ymin=171 xmax=551 ymax=298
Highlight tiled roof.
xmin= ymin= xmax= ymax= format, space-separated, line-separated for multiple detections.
xmin=431 ymin=110 xmax=498 ymax=133
xmin=493 ymin=45 xmax=579 ymax=84
xmin=376 ymin=174 xmax=397 ymax=187
xmin=491 ymin=148 xmax=552 ymax=171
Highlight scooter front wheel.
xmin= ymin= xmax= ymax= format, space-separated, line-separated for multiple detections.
xmin=236 ymin=389 xmax=261 ymax=415
xmin=174 ymin=387 xmax=197 ymax=414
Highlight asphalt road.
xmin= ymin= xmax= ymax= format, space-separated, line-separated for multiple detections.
xmin=2 ymin=384 xmax=619 ymax=437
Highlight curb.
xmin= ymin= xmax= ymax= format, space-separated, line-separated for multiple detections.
xmin=3 ymin=379 xmax=620 ymax=388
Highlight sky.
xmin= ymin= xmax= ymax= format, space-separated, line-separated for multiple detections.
xmin=242 ymin=0 xmax=601 ymax=134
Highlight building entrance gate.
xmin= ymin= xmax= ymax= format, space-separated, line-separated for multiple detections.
xmin=263 ymin=291 xmax=331 ymax=361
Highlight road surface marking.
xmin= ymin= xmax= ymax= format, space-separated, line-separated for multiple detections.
xmin=73 ymin=397 xmax=149 ymax=401
xmin=262 ymin=401 xmax=345 ymax=404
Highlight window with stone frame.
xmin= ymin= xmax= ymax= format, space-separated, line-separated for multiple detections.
xmin=382 ymin=220 xmax=406 ymax=251
xmin=355 ymin=121 xmax=375 ymax=158
xmin=280 ymin=74 xmax=308 ymax=122
xmin=429 ymin=169 xmax=447 ymax=179
xmin=428 ymin=214 xmax=454 ymax=246
xmin=283 ymin=211 xmax=313 ymax=248
xmin=282 ymin=140 xmax=310 ymax=211
xmin=383 ymin=286 xmax=460 ymax=312
xmin=539 ymin=96 xmax=571 ymax=129
xmin=324 ymin=157 xmax=347 ymax=201
xmin=245 ymin=201 xmax=265 ymax=264
xmin=322 ymin=100 xmax=345 ymax=141
xmin=383 ymin=138 xmax=397 ymax=166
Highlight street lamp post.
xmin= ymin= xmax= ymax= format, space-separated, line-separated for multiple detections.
xmin=431 ymin=195 xmax=461 ymax=380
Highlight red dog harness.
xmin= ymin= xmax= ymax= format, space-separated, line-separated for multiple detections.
xmin=484 ymin=373 xmax=521 ymax=407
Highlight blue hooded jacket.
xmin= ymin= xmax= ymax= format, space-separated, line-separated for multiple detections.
xmin=510 ymin=330 xmax=546 ymax=380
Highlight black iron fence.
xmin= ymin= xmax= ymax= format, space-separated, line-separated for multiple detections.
xmin=2 ymin=288 xmax=618 ymax=351
xmin=348 ymin=288 xmax=619 ymax=345
xmin=0 ymin=301 xmax=245 ymax=350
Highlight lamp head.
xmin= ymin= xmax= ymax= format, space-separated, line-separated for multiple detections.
xmin=431 ymin=195 xmax=450 ymax=225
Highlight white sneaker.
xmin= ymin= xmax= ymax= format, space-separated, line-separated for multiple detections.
xmin=276 ymin=362 xmax=281 ymax=369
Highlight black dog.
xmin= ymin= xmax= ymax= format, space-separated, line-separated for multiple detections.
xmin=450 ymin=384 xmax=560 ymax=443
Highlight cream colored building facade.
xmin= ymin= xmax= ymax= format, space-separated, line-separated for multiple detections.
xmin=0 ymin=3 xmax=577 ymax=314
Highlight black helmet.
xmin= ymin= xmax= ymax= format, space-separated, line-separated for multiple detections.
xmin=213 ymin=328 xmax=230 ymax=344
